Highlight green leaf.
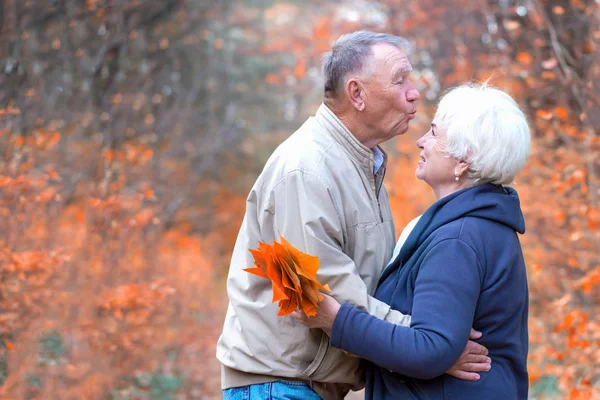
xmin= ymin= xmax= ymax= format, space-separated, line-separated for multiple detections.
xmin=27 ymin=374 xmax=42 ymax=389
xmin=0 ymin=356 xmax=7 ymax=386
xmin=149 ymin=374 xmax=181 ymax=400
xmin=530 ymin=375 xmax=560 ymax=399
xmin=39 ymin=331 xmax=64 ymax=359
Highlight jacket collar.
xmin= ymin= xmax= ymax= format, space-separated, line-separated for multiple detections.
xmin=315 ymin=103 xmax=387 ymax=174
xmin=379 ymin=184 xmax=525 ymax=283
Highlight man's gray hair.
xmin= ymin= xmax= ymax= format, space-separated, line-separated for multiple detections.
xmin=435 ymin=82 xmax=531 ymax=186
xmin=322 ymin=31 xmax=411 ymax=96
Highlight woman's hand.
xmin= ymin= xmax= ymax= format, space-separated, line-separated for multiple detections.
xmin=291 ymin=293 xmax=341 ymax=334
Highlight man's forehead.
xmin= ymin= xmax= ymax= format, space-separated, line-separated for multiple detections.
xmin=371 ymin=43 xmax=412 ymax=71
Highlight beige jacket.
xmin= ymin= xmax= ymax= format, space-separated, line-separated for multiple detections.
xmin=216 ymin=104 xmax=411 ymax=399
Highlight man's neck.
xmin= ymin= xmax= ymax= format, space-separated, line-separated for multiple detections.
xmin=323 ymin=101 xmax=377 ymax=148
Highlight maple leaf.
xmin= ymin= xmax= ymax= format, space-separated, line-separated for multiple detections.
xmin=245 ymin=237 xmax=331 ymax=316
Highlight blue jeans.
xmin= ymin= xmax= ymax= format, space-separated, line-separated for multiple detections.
xmin=223 ymin=381 xmax=321 ymax=400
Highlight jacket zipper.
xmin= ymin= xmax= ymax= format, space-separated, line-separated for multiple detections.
xmin=376 ymin=167 xmax=386 ymax=222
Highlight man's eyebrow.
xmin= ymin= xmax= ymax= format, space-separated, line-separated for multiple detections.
xmin=392 ymin=67 xmax=413 ymax=79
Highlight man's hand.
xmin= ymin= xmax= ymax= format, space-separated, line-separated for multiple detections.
xmin=291 ymin=293 xmax=341 ymax=335
xmin=446 ymin=329 xmax=491 ymax=381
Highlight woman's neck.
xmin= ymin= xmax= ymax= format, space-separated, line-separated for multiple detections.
xmin=433 ymin=181 xmax=472 ymax=200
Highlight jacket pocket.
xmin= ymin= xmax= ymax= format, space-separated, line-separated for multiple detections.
xmin=301 ymin=332 xmax=330 ymax=378
xmin=300 ymin=332 xmax=362 ymax=387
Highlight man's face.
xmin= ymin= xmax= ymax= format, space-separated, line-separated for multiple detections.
xmin=361 ymin=44 xmax=420 ymax=143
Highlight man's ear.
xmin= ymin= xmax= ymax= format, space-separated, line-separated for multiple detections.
xmin=346 ymin=78 xmax=366 ymax=111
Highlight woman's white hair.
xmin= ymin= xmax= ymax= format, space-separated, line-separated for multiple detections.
xmin=435 ymin=82 xmax=531 ymax=185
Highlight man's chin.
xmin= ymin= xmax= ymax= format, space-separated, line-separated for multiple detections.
xmin=398 ymin=121 xmax=412 ymax=135
xmin=395 ymin=127 xmax=410 ymax=137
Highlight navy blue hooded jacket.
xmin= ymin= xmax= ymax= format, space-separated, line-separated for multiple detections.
xmin=330 ymin=184 xmax=529 ymax=399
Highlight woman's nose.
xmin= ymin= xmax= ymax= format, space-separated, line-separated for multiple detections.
xmin=416 ymin=136 xmax=424 ymax=148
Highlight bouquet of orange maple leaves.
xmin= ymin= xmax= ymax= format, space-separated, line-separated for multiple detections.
xmin=245 ymin=237 xmax=331 ymax=317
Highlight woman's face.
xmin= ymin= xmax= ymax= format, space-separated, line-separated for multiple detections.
xmin=415 ymin=122 xmax=463 ymax=197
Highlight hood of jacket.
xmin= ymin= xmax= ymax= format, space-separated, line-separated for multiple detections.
xmin=380 ymin=183 xmax=524 ymax=283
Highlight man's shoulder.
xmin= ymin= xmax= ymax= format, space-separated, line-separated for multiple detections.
xmin=259 ymin=119 xmax=344 ymax=184
xmin=281 ymin=116 xmax=339 ymax=156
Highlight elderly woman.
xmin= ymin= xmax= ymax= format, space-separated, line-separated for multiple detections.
xmin=295 ymin=83 xmax=531 ymax=399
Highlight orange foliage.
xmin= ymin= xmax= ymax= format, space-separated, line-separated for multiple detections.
xmin=1 ymin=0 xmax=599 ymax=398
xmin=0 ymin=128 xmax=224 ymax=399
xmin=516 ymin=52 xmax=534 ymax=65
xmin=294 ymin=59 xmax=307 ymax=79
xmin=246 ymin=238 xmax=331 ymax=316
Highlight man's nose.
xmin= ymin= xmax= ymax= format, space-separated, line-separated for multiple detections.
xmin=407 ymin=86 xmax=420 ymax=102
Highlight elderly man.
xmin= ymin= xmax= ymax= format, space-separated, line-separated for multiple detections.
xmin=217 ymin=31 xmax=490 ymax=400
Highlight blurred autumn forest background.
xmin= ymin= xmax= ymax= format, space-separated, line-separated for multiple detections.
xmin=0 ymin=0 xmax=598 ymax=399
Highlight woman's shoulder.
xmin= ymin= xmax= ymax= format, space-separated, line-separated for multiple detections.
xmin=432 ymin=215 xmax=516 ymax=238
xmin=425 ymin=216 xmax=515 ymax=255
xmin=426 ymin=217 xmax=521 ymax=272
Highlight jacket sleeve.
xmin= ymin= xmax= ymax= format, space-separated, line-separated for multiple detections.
xmin=261 ymin=169 xmax=410 ymax=326
xmin=330 ymin=238 xmax=482 ymax=379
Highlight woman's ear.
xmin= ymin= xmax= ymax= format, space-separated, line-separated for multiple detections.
xmin=346 ymin=78 xmax=366 ymax=111
xmin=456 ymin=159 xmax=470 ymax=176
